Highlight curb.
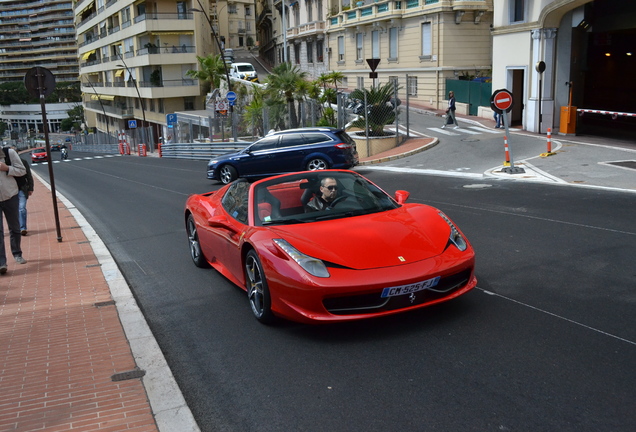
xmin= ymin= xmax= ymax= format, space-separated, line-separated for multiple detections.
xmin=33 ymin=172 xmax=201 ymax=432
xmin=359 ymin=138 xmax=439 ymax=165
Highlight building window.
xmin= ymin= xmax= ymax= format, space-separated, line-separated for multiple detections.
xmin=307 ymin=0 xmax=313 ymax=21
xmin=294 ymin=44 xmax=300 ymax=64
xmin=421 ymin=22 xmax=431 ymax=58
xmin=317 ymin=40 xmax=324 ymax=62
xmin=149 ymin=99 xmax=155 ymax=112
xmin=184 ymin=97 xmax=194 ymax=110
xmin=158 ymin=98 xmax=165 ymax=113
xmin=356 ymin=33 xmax=363 ymax=61
xmin=307 ymin=41 xmax=313 ymax=63
xmin=357 ymin=76 xmax=364 ymax=89
xmin=510 ymin=0 xmax=525 ymax=23
xmin=338 ymin=36 xmax=344 ymax=62
xmin=317 ymin=0 xmax=323 ymax=20
xmin=389 ymin=27 xmax=398 ymax=59
xmin=245 ymin=6 xmax=251 ymax=16
xmin=407 ymin=76 xmax=417 ymax=96
xmin=372 ymin=30 xmax=380 ymax=58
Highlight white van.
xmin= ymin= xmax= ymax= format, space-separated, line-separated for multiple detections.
xmin=230 ymin=63 xmax=259 ymax=82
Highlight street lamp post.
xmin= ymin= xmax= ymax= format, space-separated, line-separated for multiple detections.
xmin=116 ymin=55 xmax=148 ymax=150
xmin=191 ymin=0 xmax=236 ymax=141
xmin=83 ymin=79 xmax=111 ymax=143
xmin=191 ymin=0 xmax=232 ymax=91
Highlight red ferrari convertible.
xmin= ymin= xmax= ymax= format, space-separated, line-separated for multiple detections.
xmin=185 ymin=170 xmax=477 ymax=324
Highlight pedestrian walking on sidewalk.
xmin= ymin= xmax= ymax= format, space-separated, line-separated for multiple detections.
xmin=0 ymin=146 xmax=28 ymax=275
xmin=493 ymin=111 xmax=502 ymax=128
xmin=11 ymin=146 xmax=34 ymax=236
xmin=441 ymin=91 xmax=459 ymax=129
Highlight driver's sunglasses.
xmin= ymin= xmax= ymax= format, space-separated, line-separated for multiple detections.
xmin=324 ymin=185 xmax=338 ymax=191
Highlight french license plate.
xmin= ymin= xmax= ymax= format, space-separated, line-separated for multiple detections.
xmin=381 ymin=276 xmax=441 ymax=298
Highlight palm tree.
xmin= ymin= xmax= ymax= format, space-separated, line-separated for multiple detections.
xmin=265 ymin=63 xmax=309 ymax=129
xmin=186 ymin=54 xmax=228 ymax=91
xmin=325 ymin=70 xmax=345 ymax=93
xmin=348 ymin=82 xmax=400 ymax=136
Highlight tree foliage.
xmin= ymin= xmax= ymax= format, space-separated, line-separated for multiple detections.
xmin=0 ymin=81 xmax=81 ymax=106
xmin=264 ymin=63 xmax=309 ymax=129
xmin=186 ymin=54 xmax=229 ymax=92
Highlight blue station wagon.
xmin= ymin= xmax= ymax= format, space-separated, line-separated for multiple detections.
xmin=207 ymin=127 xmax=359 ymax=184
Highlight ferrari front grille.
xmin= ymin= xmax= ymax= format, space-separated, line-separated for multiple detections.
xmin=323 ymin=269 xmax=472 ymax=315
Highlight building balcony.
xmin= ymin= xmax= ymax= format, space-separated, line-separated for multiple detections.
xmin=287 ymin=21 xmax=326 ymax=41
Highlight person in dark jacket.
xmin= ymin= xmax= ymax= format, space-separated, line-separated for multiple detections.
xmin=305 ymin=177 xmax=340 ymax=212
xmin=441 ymin=91 xmax=459 ymax=129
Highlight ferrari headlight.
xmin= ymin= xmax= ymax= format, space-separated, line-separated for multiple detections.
xmin=273 ymin=239 xmax=330 ymax=278
xmin=438 ymin=212 xmax=467 ymax=251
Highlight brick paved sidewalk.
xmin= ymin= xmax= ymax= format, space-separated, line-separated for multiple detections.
xmin=0 ymin=177 xmax=159 ymax=431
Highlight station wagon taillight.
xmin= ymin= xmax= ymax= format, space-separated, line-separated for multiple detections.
xmin=335 ymin=143 xmax=352 ymax=149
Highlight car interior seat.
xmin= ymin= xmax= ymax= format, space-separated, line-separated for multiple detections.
xmin=256 ymin=187 xmax=281 ymax=221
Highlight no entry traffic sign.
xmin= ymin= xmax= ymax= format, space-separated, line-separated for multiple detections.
xmin=491 ymin=89 xmax=514 ymax=114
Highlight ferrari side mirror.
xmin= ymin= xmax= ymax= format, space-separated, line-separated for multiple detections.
xmin=394 ymin=190 xmax=410 ymax=204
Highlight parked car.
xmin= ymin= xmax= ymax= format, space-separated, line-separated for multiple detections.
xmin=229 ymin=62 xmax=258 ymax=82
xmin=207 ymin=127 xmax=359 ymax=184
xmin=185 ymin=170 xmax=477 ymax=324
xmin=31 ymin=147 xmax=48 ymax=163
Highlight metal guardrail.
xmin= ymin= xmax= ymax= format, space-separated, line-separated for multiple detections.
xmin=66 ymin=141 xmax=252 ymax=160
xmin=160 ymin=141 xmax=252 ymax=160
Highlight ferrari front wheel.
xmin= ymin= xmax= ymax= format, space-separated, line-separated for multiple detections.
xmin=245 ymin=250 xmax=275 ymax=324
xmin=187 ymin=214 xmax=209 ymax=268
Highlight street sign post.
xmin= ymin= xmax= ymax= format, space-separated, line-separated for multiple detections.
xmin=166 ymin=113 xmax=177 ymax=128
xmin=226 ymin=91 xmax=237 ymax=106
xmin=491 ymin=89 xmax=525 ymax=174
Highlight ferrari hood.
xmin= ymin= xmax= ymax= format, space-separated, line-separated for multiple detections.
xmin=269 ymin=205 xmax=452 ymax=270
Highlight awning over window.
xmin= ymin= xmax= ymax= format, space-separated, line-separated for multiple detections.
xmin=91 ymin=94 xmax=115 ymax=101
xmin=115 ymin=69 xmax=125 ymax=77
xmin=81 ymin=50 xmax=96 ymax=60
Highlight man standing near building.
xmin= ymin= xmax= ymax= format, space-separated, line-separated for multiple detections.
xmin=0 ymin=146 xmax=28 ymax=274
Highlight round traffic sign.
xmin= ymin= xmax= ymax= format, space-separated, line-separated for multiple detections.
xmin=490 ymin=89 xmax=514 ymax=114
xmin=24 ymin=67 xmax=56 ymax=98
xmin=226 ymin=91 xmax=237 ymax=103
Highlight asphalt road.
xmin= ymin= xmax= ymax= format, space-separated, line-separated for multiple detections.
xmin=31 ymin=152 xmax=635 ymax=432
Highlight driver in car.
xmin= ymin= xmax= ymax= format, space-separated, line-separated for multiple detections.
xmin=305 ymin=177 xmax=340 ymax=212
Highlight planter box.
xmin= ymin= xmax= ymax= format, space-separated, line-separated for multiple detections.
xmin=349 ymin=129 xmax=404 ymax=159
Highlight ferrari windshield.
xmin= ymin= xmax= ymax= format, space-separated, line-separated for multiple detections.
xmin=252 ymin=171 xmax=399 ymax=226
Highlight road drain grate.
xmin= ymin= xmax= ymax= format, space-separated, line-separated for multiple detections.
xmin=111 ymin=369 xmax=146 ymax=382
xmin=94 ymin=300 xmax=116 ymax=308
xmin=86 ymin=263 xmax=102 ymax=268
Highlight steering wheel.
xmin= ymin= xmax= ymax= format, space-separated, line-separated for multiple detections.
xmin=326 ymin=195 xmax=348 ymax=210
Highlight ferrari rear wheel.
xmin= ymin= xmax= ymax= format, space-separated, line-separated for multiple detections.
xmin=219 ymin=164 xmax=237 ymax=185
xmin=245 ymin=250 xmax=275 ymax=324
xmin=187 ymin=214 xmax=209 ymax=268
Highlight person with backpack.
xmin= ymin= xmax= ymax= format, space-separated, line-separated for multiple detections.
xmin=11 ymin=146 xmax=34 ymax=236
xmin=0 ymin=146 xmax=28 ymax=274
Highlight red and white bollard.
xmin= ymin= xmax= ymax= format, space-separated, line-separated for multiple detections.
xmin=503 ymin=136 xmax=511 ymax=166
xmin=540 ymin=127 xmax=556 ymax=157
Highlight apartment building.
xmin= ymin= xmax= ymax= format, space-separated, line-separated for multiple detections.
xmin=324 ymin=0 xmax=493 ymax=110
xmin=0 ymin=0 xmax=78 ymax=134
xmin=212 ymin=0 xmax=258 ymax=50
xmin=76 ymin=0 xmax=221 ymax=145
